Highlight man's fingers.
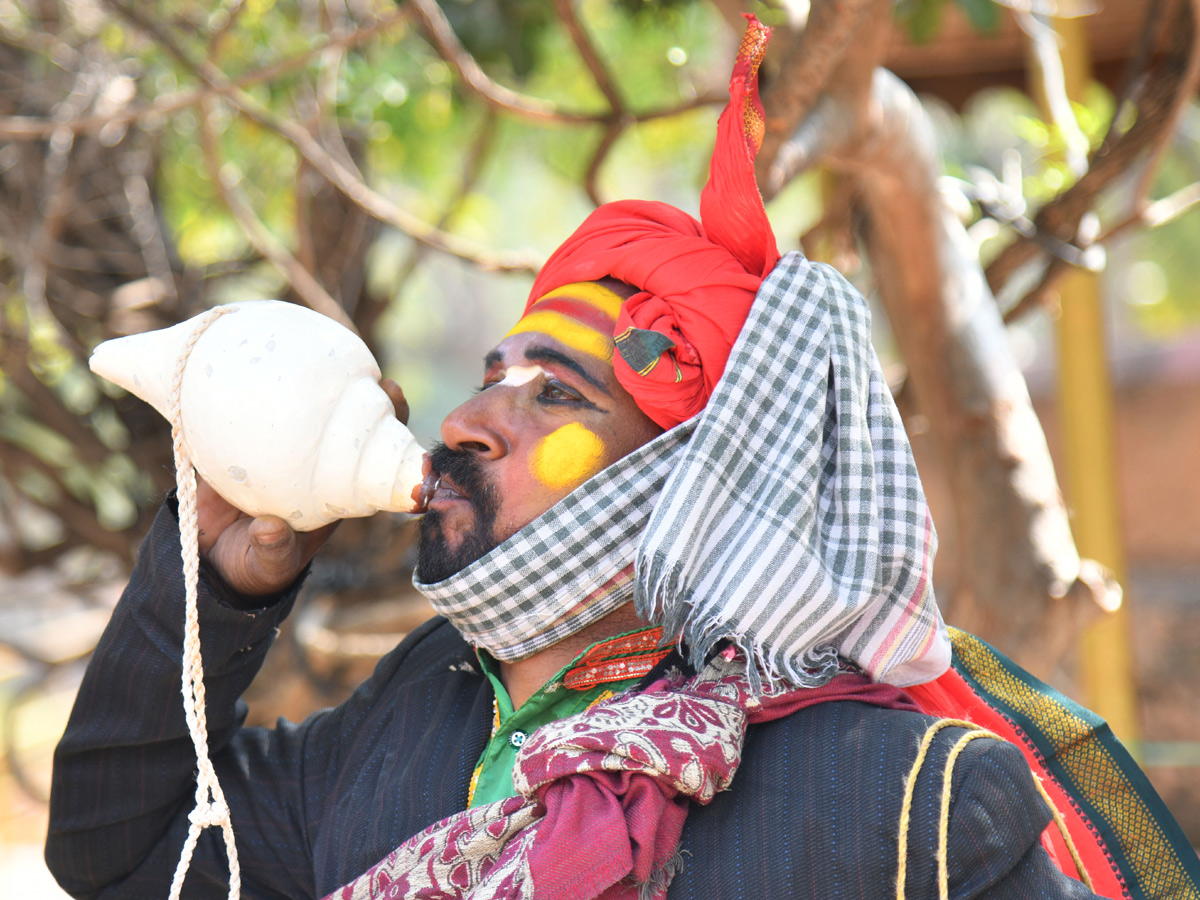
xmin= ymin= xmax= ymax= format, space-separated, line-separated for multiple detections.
xmin=232 ymin=516 xmax=338 ymax=596
xmin=296 ymin=521 xmax=339 ymax=561
xmin=381 ymin=378 xmax=409 ymax=425
xmin=196 ymin=477 xmax=244 ymax=552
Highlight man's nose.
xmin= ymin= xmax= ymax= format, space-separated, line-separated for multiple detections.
xmin=440 ymin=393 xmax=509 ymax=459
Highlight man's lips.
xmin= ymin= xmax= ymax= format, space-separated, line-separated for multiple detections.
xmin=412 ymin=456 xmax=434 ymax=513
xmin=410 ymin=451 xmax=477 ymax=513
xmin=411 ymin=455 xmax=468 ymax=513
xmin=430 ymin=477 xmax=467 ymax=505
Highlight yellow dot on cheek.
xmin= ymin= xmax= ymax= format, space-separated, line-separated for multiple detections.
xmin=530 ymin=423 xmax=608 ymax=491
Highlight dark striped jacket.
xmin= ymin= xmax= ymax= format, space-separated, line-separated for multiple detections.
xmin=47 ymin=506 xmax=1100 ymax=900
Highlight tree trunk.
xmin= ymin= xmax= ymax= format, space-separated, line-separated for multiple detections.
xmin=850 ymin=70 xmax=1103 ymax=672
xmin=752 ymin=0 xmax=1114 ymax=675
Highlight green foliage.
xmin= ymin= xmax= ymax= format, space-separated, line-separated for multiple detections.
xmin=895 ymin=0 xmax=1002 ymax=43
xmin=0 ymin=310 xmax=152 ymax=551
xmin=896 ymin=0 xmax=946 ymax=43
xmin=955 ymin=0 xmax=1001 ymax=33
xmin=440 ymin=0 xmax=557 ymax=78
xmin=1122 ymin=133 xmax=1200 ymax=335
xmin=7 ymin=0 xmax=1194 ymax=572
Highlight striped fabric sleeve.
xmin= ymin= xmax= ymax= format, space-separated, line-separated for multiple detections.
xmin=45 ymin=501 xmax=320 ymax=900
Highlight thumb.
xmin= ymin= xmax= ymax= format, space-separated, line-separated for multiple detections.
xmin=245 ymin=516 xmax=302 ymax=586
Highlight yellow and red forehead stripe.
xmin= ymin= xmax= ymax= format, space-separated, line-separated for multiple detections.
xmin=505 ymin=282 xmax=623 ymax=362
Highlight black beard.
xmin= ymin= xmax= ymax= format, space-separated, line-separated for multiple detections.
xmin=416 ymin=443 xmax=502 ymax=583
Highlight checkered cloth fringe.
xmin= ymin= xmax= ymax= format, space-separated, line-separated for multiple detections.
xmin=416 ymin=252 xmax=950 ymax=688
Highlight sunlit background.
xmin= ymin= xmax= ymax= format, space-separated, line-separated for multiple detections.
xmin=3 ymin=0 xmax=1200 ymax=892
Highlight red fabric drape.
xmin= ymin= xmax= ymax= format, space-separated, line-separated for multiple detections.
xmin=525 ymin=15 xmax=781 ymax=430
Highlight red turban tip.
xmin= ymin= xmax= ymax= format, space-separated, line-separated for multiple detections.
xmin=525 ymin=15 xmax=781 ymax=430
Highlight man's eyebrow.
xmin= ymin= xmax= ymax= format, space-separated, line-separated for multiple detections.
xmin=523 ymin=345 xmax=611 ymax=395
xmin=483 ymin=349 xmax=503 ymax=370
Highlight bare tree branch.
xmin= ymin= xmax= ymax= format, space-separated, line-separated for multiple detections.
xmin=1005 ymin=172 xmax=1200 ymax=326
xmin=356 ymin=111 xmax=502 ymax=340
xmin=584 ymin=120 xmax=628 ymax=207
xmin=1110 ymin=0 xmax=1170 ymax=121
xmin=0 ymin=7 xmax=412 ymax=140
xmin=410 ymin=0 xmax=723 ymax=127
xmin=555 ymin=0 xmax=624 ymax=112
xmin=765 ymin=94 xmax=855 ymax=197
xmin=1104 ymin=178 xmax=1200 ymax=242
xmin=985 ymin=0 xmax=1200 ymax=296
xmin=1130 ymin=0 xmax=1200 ymax=215
xmin=1002 ymin=257 xmax=1070 ymax=324
xmin=198 ymin=98 xmax=357 ymax=331
xmin=205 ymin=0 xmax=247 ymax=63
xmin=1 ymin=0 xmax=721 ymax=148
xmin=102 ymin=0 xmax=540 ymax=275
xmin=757 ymin=0 xmax=878 ymax=199
xmin=22 ymin=63 xmax=99 ymax=338
xmin=223 ymin=90 xmax=540 ymax=272
xmin=409 ymin=0 xmax=593 ymax=124
xmin=122 ymin=157 xmax=179 ymax=309
xmin=975 ymin=195 xmax=1101 ymax=271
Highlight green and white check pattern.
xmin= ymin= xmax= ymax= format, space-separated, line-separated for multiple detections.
xmin=414 ymin=423 xmax=693 ymax=660
xmin=416 ymin=253 xmax=950 ymax=688
xmin=636 ymin=253 xmax=948 ymax=688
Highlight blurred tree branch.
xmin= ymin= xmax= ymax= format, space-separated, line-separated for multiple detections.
xmin=103 ymin=0 xmax=540 ymax=276
xmin=985 ymin=0 xmax=1200 ymax=306
xmin=747 ymin=0 xmax=1200 ymax=674
xmin=0 ymin=7 xmax=414 ymax=140
xmin=1 ymin=0 xmax=1198 ymax=687
xmin=409 ymin=0 xmax=724 ymax=126
xmin=197 ymin=97 xmax=357 ymax=331
xmin=367 ymin=110 xmax=501 ymax=340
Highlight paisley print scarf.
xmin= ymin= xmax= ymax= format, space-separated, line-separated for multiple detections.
xmin=323 ymin=648 xmax=917 ymax=900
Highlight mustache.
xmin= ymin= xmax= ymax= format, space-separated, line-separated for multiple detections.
xmin=416 ymin=443 xmax=502 ymax=583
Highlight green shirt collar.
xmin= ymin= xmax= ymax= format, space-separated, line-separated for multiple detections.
xmin=468 ymin=624 xmax=667 ymax=807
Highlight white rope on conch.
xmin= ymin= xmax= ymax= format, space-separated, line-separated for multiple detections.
xmin=165 ymin=304 xmax=241 ymax=900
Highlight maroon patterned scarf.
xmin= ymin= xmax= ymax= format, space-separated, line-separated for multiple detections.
xmin=324 ymin=648 xmax=917 ymax=900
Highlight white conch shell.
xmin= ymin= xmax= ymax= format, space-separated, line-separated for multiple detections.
xmin=89 ymin=300 xmax=426 ymax=531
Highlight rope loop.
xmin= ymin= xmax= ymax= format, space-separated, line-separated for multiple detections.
xmin=894 ymin=718 xmax=1091 ymax=900
xmin=162 ymin=305 xmax=241 ymax=900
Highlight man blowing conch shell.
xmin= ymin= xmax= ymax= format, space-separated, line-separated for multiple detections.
xmin=47 ymin=17 xmax=1198 ymax=900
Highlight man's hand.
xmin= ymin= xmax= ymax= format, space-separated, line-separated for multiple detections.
xmin=196 ymin=378 xmax=410 ymax=599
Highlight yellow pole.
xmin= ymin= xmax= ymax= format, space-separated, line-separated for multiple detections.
xmin=813 ymin=168 xmax=840 ymax=265
xmin=1036 ymin=16 xmax=1139 ymax=741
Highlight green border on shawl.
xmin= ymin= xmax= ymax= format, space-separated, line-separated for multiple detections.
xmin=948 ymin=627 xmax=1200 ymax=900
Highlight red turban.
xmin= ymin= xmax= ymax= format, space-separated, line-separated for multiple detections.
xmin=525 ymin=16 xmax=781 ymax=430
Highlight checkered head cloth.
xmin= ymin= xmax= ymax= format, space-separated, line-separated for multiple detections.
xmin=415 ymin=253 xmax=950 ymax=688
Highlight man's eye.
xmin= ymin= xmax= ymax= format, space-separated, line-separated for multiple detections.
xmin=540 ymin=381 xmax=579 ymax=403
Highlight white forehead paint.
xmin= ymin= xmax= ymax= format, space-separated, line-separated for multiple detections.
xmin=496 ymin=365 xmax=546 ymax=387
